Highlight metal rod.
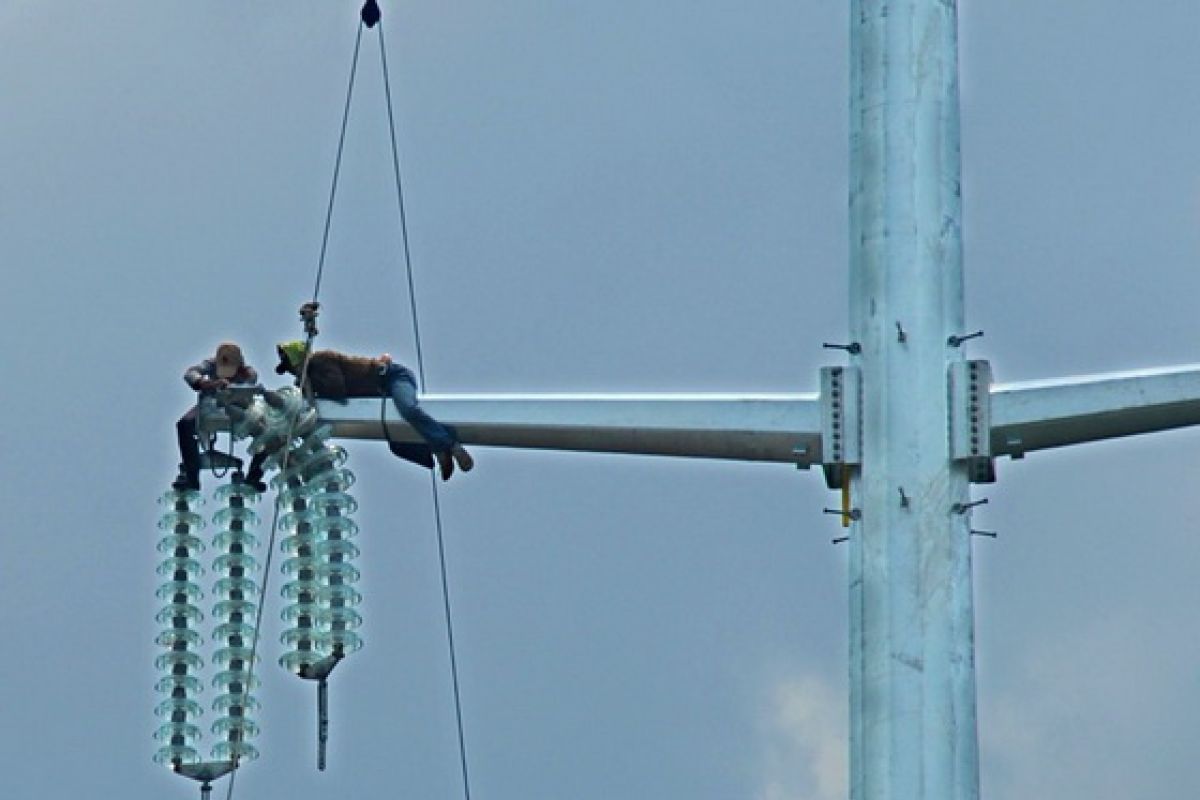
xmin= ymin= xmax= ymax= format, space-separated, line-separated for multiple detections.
xmin=318 ymin=678 xmax=329 ymax=771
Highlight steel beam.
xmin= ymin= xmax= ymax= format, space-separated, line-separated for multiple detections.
xmin=317 ymin=393 xmax=822 ymax=465
xmin=990 ymin=365 xmax=1200 ymax=458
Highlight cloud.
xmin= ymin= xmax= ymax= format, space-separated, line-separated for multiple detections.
xmin=757 ymin=674 xmax=847 ymax=800
xmin=980 ymin=609 xmax=1185 ymax=800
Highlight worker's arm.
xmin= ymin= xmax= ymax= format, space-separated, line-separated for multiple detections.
xmin=184 ymin=360 xmax=222 ymax=392
xmin=307 ymin=358 xmax=348 ymax=400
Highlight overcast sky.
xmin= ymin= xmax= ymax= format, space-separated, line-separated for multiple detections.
xmin=3 ymin=2 xmax=1200 ymax=799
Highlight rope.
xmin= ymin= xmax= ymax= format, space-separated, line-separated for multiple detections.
xmin=378 ymin=22 xmax=473 ymax=800
xmin=224 ymin=18 xmax=367 ymax=800
xmin=312 ymin=22 xmax=365 ymax=305
xmin=379 ymin=23 xmax=426 ymax=385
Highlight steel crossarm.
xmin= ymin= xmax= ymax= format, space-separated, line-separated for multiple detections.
xmin=991 ymin=364 xmax=1200 ymax=458
xmin=317 ymin=393 xmax=823 ymax=465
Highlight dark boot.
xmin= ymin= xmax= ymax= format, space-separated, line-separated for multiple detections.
xmin=244 ymin=453 xmax=268 ymax=493
xmin=435 ymin=450 xmax=455 ymax=481
xmin=176 ymin=413 xmax=202 ymax=491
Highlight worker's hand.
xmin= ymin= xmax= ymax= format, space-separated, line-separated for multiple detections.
xmin=378 ymin=353 xmax=393 ymax=365
xmin=210 ymin=378 xmax=231 ymax=391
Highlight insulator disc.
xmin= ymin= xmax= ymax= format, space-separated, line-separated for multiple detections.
xmin=316 ymin=539 xmax=361 ymax=559
xmin=153 ymin=745 xmax=200 ymax=766
xmin=280 ymin=580 xmax=322 ymax=600
xmin=279 ymin=538 xmax=318 ymax=559
xmin=302 ymin=465 xmax=352 ymax=491
xmin=317 ymin=608 xmax=363 ymax=629
xmin=153 ymin=722 xmax=202 ymax=743
xmin=211 ymin=717 xmax=261 ymax=738
xmin=212 ymin=599 xmax=257 ymax=620
xmin=279 ymin=650 xmax=326 ymax=674
xmin=213 ymin=483 xmax=262 ymax=502
xmin=211 ymin=646 xmax=257 ymax=667
xmin=155 ymin=675 xmax=204 ymax=695
xmin=249 ymin=431 xmax=288 ymax=457
xmin=280 ymin=627 xmax=320 ymax=647
xmin=156 ymin=534 xmax=205 ymax=555
xmin=318 ymin=585 xmax=363 ymax=606
xmin=154 ymin=697 xmax=204 ymax=719
xmin=279 ymin=511 xmax=319 ymax=533
xmin=159 ymin=489 xmax=204 ymax=507
xmin=212 ymin=621 xmax=256 ymax=641
xmin=211 ymin=670 xmax=262 ymax=691
xmin=211 ymin=552 xmax=259 ymax=573
xmin=211 ymin=741 xmax=259 ymax=762
xmin=155 ymin=628 xmax=204 ymax=648
xmin=280 ymin=601 xmax=322 ymax=622
xmin=308 ymin=492 xmax=358 ymax=514
xmin=156 ymin=580 xmax=204 ymax=601
xmin=315 ymin=517 xmax=360 ymax=538
xmin=157 ymin=556 xmax=205 ymax=577
xmin=155 ymin=603 xmax=204 ymax=625
xmin=318 ymin=563 xmax=361 ymax=583
xmin=155 ymin=651 xmax=205 ymax=672
xmin=319 ymin=630 xmax=364 ymax=653
xmin=212 ymin=576 xmax=259 ymax=597
xmin=212 ymin=530 xmax=260 ymax=551
xmin=211 ymin=693 xmax=262 ymax=714
xmin=212 ymin=507 xmax=261 ymax=529
xmin=280 ymin=554 xmax=321 ymax=576
xmin=158 ymin=511 xmax=206 ymax=531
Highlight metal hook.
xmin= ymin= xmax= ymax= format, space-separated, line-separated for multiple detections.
xmin=947 ymin=330 xmax=984 ymax=348
xmin=823 ymin=341 xmax=862 ymax=355
xmin=951 ymin=498 xmax=989 ymax=515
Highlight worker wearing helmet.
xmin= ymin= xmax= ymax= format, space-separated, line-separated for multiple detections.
xmin=175 ymin=342 xmax=268 ymax=491
xmin=274 ymin=341 xmax=474 ymax=481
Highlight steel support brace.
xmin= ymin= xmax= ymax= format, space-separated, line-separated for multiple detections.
xmin=950 ymin=360 xmax=995 ymax=483
xmin=821 ymin=366 xmax=862 ymax=488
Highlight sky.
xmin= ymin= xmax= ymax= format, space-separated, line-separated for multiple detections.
xmin=2 ymin=1 xmax=1200 ymax=799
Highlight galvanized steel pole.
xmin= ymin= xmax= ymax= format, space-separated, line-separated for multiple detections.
xmin=849 ymin=1 xmax=978 ymax=798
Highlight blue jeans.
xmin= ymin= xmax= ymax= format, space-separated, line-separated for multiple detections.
xmin=383 ymin=364 xmax=457 ymax=454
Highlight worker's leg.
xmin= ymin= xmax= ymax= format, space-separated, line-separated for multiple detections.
xmin=175 ymin=406 xmax=202 ymax=490
xmin=387 ymin=371 xmax=455 ymax=453
xmin=244 ymin=451 xmax=268 ymax=492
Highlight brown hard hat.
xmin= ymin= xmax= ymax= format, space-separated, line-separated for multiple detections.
xmin=214 ymin=342 xmax=244 ymax=379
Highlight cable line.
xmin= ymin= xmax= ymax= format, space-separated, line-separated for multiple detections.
xmin=377 ymin=20 xmax=474 ymax=800
xmin=313 ymin=22 xmax=366 ymax=305
xmin=223 ymin=17 xmax=367 ymax=800
xmin=223 ymin=7 xmax=473 ymax=800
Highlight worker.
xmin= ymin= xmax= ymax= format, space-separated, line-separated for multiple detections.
xmin=175 ymin=342 xmax=268 ymax=492
xmin=274 ymin=340 xmax=474 ymax=480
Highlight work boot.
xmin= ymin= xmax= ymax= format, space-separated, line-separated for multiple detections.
xmin=172 ymin=466 xmax=201 ymax=492
xmin=452 ymin=444 xmax=474 ymax=473
xmin=244 ymin=456 xmax=268 ymax=493
xmin=435 ymin=450 xmax=455 ymax=481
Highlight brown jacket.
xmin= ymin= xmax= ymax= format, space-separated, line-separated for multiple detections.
xmin=298 ymin=350 xmax=387 ymax=399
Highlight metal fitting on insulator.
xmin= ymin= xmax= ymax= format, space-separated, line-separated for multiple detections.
xmin=154 ymin=487 xmax=207 ymax=768
xmin=298 ymin=302 xmax=320 ymax=338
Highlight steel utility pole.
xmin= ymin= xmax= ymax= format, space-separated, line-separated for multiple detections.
xmin=847 ymin=0 xmax=977 ymax=797
xmin=296 ymin=2 xmax=1200 ymax=797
